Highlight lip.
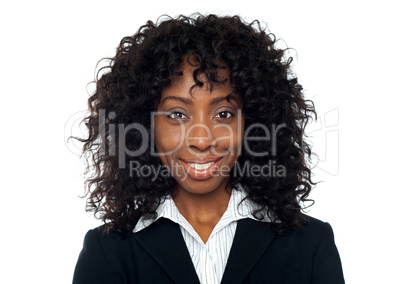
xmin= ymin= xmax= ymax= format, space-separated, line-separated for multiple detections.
xmin=180 ymin=157 xmax=223 ymax=164
xmin=179 ymin=157 xmax=223 ymax=181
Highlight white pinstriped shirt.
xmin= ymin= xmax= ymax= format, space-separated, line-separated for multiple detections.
xmin=133 ymin=184 xmax=271 ymax=284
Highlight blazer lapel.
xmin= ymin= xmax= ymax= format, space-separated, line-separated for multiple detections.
xmin=133 ymin=218 xmax=200 ymax=284
xmin=221 ymin=218 xmax=277 ymax=284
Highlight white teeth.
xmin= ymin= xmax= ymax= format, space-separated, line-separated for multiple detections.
xmin=188 ymin=162 xmax=214 ymax=170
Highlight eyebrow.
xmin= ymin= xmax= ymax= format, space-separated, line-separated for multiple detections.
xmin=210 ymin=95 xmax=238 ymax=105
xmin=161 ymin=94 xmax=238 ymax=106
xmin=161 ymin=96 xmax=194 ymax=105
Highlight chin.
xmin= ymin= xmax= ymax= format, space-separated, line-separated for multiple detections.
xmin=175 ymin=176 xmax=230 ymax=195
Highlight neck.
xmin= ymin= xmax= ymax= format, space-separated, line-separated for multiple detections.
xmin=172 ymin=181 xmax=232 ymax=226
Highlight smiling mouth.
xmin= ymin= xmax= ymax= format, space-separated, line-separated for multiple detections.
xmin=180 ymin=157 xmax=223 ymax=169
xmin=187 ymin=162 xmax=215 ymax=170
xmin=179 ymin=157 xmax=224 ymax=180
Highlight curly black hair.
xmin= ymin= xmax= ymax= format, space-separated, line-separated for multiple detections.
xmin=75 ymin=14 xmax=316 ymax=235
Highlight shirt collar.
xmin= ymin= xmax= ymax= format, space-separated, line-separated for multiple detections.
xmin=133 ymin=183 xmax=271 ymax=233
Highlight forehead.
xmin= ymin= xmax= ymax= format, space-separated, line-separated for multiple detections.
xmin=162 ymin=58 xmax=234 ymax=99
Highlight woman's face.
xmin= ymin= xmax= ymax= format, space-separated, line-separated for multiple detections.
xmin=154 ymin=59 xmax=244 ymax=195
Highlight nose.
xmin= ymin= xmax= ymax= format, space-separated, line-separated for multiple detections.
xmin=186 ymin=122 xmax=215 ymax=152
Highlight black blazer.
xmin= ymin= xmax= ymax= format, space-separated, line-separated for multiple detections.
xmin=73 ymin=217 xmax=344 ymax=283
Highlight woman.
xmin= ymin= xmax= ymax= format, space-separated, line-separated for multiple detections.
xmin=73 ymin=14 xmax=344 ymax=283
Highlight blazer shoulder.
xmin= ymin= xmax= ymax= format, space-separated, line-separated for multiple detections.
xmin=73 ymin=226 xmax=113 ymax=284
xmin=299 ymin=215 xmax=335 ymax=239
xmin=296 ymin=215 xmax=345 ymax=283
xmin=302 ymin=214 xmax=330 ymax=229
xmin=88 ymin=224 xmax=127 ymax=241
xmin=289 ymin=215 xmax=339 ymax=258
xmin=73 ymin=225 xmax=135 ymax=284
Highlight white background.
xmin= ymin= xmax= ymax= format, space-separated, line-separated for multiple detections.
xmin=1 ymin=0 xmax=401 ymax=283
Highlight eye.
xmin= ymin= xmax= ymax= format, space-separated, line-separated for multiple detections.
xmin=215 ymin=111 xmax=233 ymax=119
xmin=167 ymin=112 xmax=188 ymax=120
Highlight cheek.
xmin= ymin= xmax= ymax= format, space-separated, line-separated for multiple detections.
xmin=218 ymin=120 xmax=244 ymax=156
xmin=234 ymin=120 xmax=245 ymax=149
xmin=154 ymin=120 xmax=184 ymax=155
